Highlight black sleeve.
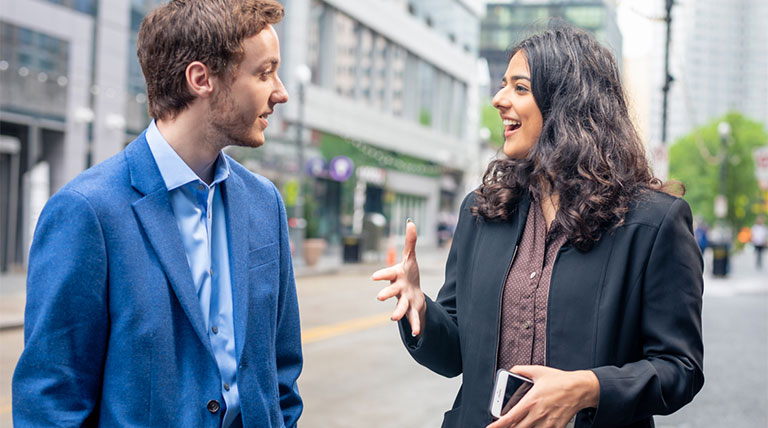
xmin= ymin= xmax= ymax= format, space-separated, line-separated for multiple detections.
xmin=397 ymin=194 xmax=476 ymax=378
xmin=590 ymin=197 xmax=705 ymax=426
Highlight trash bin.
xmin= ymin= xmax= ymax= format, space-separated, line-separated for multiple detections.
xmin=711 ymin=244 xmax=729 ymax=277
xmin=342 ymin=235 xmax=362 ymax=263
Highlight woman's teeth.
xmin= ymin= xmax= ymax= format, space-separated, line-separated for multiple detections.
xmin=503 ymin=119 xmax=521 ymax=130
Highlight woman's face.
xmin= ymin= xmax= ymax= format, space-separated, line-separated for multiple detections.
xmin=492 ymin=51 xmax=543 ymax=159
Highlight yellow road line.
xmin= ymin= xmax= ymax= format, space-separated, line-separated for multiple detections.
xmin=0 ymin=315 xmax=394 ymax=416
xmin=302 ymin=312 xmax=392 ymax=344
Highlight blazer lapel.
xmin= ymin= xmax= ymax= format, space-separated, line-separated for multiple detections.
xmin=125 ymin=136 xmax=213 ymax=355
xmin=470 ymin=195 xmax=531 ymax=376
xmin=221 ymin=170 xmax=249 ymax=361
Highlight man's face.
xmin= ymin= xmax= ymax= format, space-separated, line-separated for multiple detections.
xmin=210 ymin=25 xmax=288 ymax=148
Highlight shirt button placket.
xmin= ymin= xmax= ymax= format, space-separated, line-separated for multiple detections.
xmin=206 ymin=399 xmax=220 ymax=413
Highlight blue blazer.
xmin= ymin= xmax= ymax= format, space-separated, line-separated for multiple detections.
xmin=13 ymin=133 xmax=303 ymax=427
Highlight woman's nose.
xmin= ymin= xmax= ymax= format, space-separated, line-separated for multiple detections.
xmin=492 ymin=89 xmax=509 ymax=110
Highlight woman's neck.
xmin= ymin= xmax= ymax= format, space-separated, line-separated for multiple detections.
xmin=537 ymin=180 xmax=559 ymax=231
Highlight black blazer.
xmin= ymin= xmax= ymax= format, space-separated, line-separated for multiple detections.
xmin=399 ymin=190 xmax=704 ymax=428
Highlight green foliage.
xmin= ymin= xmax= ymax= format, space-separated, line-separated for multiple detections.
xmin=419 ymin=108 xmax=432 ymax=126
xmin=669 ymin=112 xmax=768 ymax=231
xmin=303 ymin=189 xmax=321 ymax=239
xmin=481 ymin=101 xmax=505 ymax=147
xmin=319 ymin=132 xmax=441 ymax=178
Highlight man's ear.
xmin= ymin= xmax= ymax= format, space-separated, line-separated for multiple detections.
xmin=185 ymin=61 xmax=215 ymax=98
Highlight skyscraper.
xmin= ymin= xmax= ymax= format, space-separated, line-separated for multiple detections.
xmin=480 ymin=0 xmax=622 ymax=96
xmin=650 ymin=0 xmax=768 ymax=146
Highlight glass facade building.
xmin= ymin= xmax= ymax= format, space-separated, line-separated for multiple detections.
xmin=0 ymin=0 xmax=487 ymax=271
xmin=480 ymin=0 xmax=622 ymax=96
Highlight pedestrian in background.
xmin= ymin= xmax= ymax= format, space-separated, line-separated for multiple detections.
xmin=695 ymin=220 xmax=709 ymax=254
xmin=373 ymin=24 xmax=703 ymax=428
xmin=752 ymin=215 xmax=767 ymax=269
xmin=13 ymin=1 xmax=302 ymax=426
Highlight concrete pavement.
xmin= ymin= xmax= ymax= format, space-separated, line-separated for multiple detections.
xmin=2 ymin=243 xmax=764 ymax=332
xmin=0 ymin=243 xmax=765 ymax=427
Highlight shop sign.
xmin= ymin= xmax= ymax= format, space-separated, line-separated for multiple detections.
xmin=329 ymin=156 xmax=354 ymax=182
xmin=357 ymin=166 xmax=387 ymax=185
xmin=305 ymin=157 xmax=326 ymax=177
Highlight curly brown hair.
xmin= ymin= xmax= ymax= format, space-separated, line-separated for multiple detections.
xmin=137 ymin=0 xmax=284 ymax=120
xmin=472 ymin=24 xmax=678 ymax=251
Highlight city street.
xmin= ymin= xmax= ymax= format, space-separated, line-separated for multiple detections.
xmin=0 ymin=246 xmax=765 ymax=427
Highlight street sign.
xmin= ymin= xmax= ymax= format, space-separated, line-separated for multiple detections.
xmin=714 ymin=194 xmax=727 ymax=218
xmin=284 ymin=179 xmax=299 ymax=206
xmin=754 ymin=146 xmax=768 ymax=190
xmin=305 ymin=157 xmax=326 ymax=177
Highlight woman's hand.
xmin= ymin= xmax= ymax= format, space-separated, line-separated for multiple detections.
xmin=487 ymin=366 xmax=600 ymax=428
xmin=371 ymin=220 xmax=426 ymax=336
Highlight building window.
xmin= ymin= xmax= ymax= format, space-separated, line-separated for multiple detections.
xmin=42 ymin=0 xmax=97 ymax=16
xmin=0 ymin=22 xmax=69 ymax=118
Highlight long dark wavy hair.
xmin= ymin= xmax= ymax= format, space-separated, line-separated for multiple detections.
xmin=472 ymin=24 xmax=677 ymax=251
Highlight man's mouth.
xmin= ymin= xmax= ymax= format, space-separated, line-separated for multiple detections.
xmin=259 ymin=112 xmax=270 ymax=127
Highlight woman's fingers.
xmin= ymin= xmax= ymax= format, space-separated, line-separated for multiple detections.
xmin=509 ymin=365 xmax=542 ymax=380
xmin=486 ymin=399 xmax=531 ymax=428
xmin=376 ymin=284 xmax=400 ymax=301
xmin=371 ymin=266 xmax=399 ymax=282
xmin=391 ymin=295 xmax=409 ymax=321
xmin=402 ymin=220 xmax=418 ymax=260
xmin=407 ymin=305 xmax=422 ymax=336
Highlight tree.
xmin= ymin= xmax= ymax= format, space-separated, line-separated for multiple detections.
xmin=669 ymin=112 xmax=768 ymax=232
xmin=481 ymin=100 xmax=505 ymax=147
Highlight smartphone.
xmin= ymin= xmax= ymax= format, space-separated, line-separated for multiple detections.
xmin=489 ymin=369 xmax=534 ymax=419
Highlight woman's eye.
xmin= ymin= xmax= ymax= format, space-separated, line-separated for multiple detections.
xmin=515 ymin=85 xmax=528 ymax=92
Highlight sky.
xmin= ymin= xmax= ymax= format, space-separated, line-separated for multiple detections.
xmin=616 ymin=0 xmax=659 ymax=59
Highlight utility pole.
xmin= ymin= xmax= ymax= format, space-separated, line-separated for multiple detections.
xmin=661 ymin=0 xmax=674 ymax=145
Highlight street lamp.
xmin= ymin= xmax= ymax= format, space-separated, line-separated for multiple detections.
xmin=293 ymin=64 xmax=312 ymax=263
xmin=711 ymin=121 xmax=731 ymax=277
xmin=715 ymin=121 xmax=731 ymax=220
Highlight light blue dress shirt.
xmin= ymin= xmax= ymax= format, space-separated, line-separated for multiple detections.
xmin=146 ymin=120 xmax=240 ymax=427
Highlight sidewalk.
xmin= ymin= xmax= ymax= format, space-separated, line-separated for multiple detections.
xmin=702 ymin=245 xmax=768 ymax=297
xmin=0 ymin=272 xmax=25 ymax=331
xmin=2 ymin=244 xmax=764 ymax=332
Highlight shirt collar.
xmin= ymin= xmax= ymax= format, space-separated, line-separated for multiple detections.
xmin=146 ymin=119 xmax=230 ymax=191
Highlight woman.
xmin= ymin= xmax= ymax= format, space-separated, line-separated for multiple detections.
xmin=373 ymin=25 xmax=703 ymax=428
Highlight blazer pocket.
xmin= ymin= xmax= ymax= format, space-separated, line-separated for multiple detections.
xmin=248 ymin=242 xmax=278 ymax=269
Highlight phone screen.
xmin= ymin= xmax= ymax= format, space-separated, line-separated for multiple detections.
xmin=499 ymin=373 xmax=533 ymax=416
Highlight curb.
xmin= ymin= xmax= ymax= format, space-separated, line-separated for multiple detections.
xmin=0 ymin=321 xmax=24 ymax=332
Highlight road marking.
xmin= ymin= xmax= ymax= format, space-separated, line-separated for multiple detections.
xmin=0 ymin=314 xmax=396 ymax=417
xmin=302 ymin=312 xmax=392 ymax=344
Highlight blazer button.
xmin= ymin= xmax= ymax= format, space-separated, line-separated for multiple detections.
xmin=207 ymin=399 xmax=220 ymax=413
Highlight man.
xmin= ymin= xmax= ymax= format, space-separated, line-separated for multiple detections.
xmin=12 ymin=1 xmax=302 ymax=426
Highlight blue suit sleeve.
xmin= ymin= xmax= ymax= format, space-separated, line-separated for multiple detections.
xmin=271 ymin=184 xmax=303 ymax=428
xmin=12 ymin=189 xmax=109 ymax=427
